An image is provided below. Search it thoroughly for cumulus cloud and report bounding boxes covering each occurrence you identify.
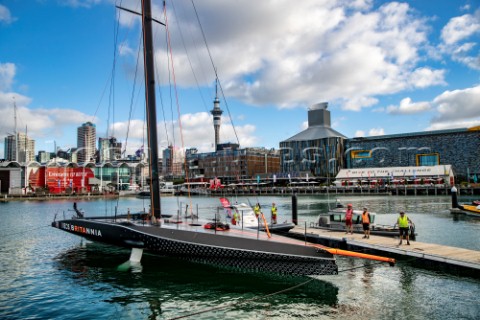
[368,127,385,136]
[0,63,16,91]
[355,130,365,137]
[0,4,15,24]
[149,0,443,111]
[354,128,384,137]
[441,11,480,45]
[387,97,431,114]
[109,112,258,155]
[440,10,480,70]
[426,85,480,130]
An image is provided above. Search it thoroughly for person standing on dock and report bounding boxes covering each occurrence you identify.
[362,207,371,239]
[395,211,414,245]
[345,204,354,234]
[254,203,261,218]
[271,203,278,224]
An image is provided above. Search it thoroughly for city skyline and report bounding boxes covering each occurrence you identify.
[0,0,479,159]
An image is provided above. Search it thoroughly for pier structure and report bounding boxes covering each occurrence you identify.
[287,226,480,278]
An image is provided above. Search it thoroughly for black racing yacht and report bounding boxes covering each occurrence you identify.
[52,0,392,276]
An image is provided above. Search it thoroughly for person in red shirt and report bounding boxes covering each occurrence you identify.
[345,204,354,234]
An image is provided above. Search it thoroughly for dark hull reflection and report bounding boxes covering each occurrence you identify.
[54,242,339,317]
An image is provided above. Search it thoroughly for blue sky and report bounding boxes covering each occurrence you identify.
[0,0,479,159]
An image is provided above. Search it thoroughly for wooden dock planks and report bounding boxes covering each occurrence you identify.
[289,225,480,270]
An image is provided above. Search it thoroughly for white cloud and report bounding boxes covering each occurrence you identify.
[368,127,385,136]
[0,91,95,148]
[152,0,441,111]
[441,12,480,45]
[387,97,431,114]
[0,63,16,91]
[355,130,365,137]
[109,111,258,155]
[0,4,15,24]
[409,67,446,88]
[427,85,480,129]
[353,128,384,137]
[433,85,480,120]
[440,10,480,70]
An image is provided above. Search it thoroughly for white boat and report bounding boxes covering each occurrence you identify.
[217,198,295,234]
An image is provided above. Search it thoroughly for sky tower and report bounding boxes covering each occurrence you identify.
[210,78,223,151]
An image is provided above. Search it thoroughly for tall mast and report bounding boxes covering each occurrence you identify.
[142,0,161,220]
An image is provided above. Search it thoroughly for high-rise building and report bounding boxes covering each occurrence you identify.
[162,145,184,178]
[37,150,50,163]
[98,137,122,162]
[77,122,96,163]
[4,132,35,162]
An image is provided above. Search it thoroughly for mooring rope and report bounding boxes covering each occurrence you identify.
[167,260,389,320]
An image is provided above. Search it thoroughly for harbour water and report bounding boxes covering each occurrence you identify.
[1,195,479,319]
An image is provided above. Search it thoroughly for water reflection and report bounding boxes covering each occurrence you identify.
[54,243,339,319]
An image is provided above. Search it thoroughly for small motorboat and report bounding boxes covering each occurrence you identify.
[450,187,480,217]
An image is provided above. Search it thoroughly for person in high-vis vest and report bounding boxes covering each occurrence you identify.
[254,203,261,218]
[395,211,414,245]
[232,210,240,225]
[361,207,371,239]
[271,203,278,224]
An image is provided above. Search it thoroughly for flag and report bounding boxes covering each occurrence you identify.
[135,145,144,157]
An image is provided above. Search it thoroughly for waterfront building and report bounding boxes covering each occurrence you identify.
[186,144,280,185]
[4,132,35,162]
[345,127,480,181]
[333,165,455,187]
[77,122,96,163]
[279,102,346,180]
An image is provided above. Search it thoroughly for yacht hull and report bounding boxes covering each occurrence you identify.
[52,218,338,276]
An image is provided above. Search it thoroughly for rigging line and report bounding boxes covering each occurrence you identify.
[190,1,241,147]
[122,32,143,157]
[168,0,210,115]
[107,1,124,139]
[91,2,122,124]
[156,4,171,146]
[164,1,193,210]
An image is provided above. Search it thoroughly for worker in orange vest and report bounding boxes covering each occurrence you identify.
[362,207,371,239]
